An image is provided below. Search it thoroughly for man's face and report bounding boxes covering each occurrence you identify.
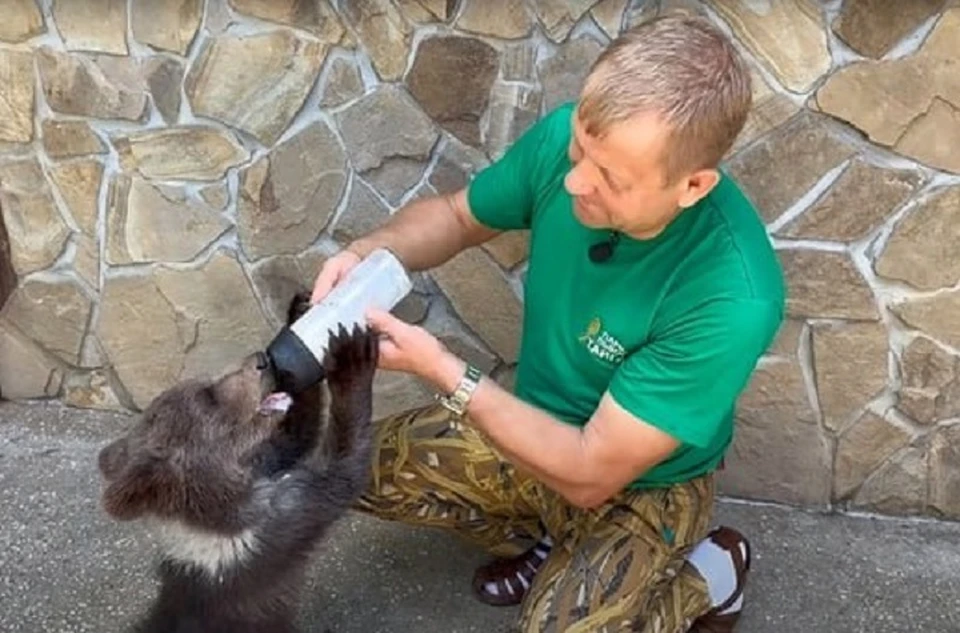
[564,108,717,239]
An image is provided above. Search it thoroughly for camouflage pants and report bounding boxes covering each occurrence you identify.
[353,402,715,633]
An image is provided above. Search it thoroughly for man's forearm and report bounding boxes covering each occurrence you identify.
[347,189,498,272]
[430,354,601,507]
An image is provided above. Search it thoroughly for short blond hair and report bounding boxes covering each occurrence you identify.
[578,14,752,184]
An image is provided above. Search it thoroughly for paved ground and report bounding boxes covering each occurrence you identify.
[2,399,960,633]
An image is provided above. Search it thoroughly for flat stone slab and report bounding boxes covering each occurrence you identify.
[1,400,959,632]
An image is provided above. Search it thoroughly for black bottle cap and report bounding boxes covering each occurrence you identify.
[264,326,325,394]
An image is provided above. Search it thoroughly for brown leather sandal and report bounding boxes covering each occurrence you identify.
[689,526,752,633]
[472,538,553,606]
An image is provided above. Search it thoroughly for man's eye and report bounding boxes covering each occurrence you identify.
[600,170,619,192]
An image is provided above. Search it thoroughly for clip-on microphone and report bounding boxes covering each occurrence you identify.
[589,231,620,263]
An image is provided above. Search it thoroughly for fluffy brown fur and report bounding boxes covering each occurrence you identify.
[97,292,378,633]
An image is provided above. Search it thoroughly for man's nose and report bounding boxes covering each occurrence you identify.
[564,165,593,196]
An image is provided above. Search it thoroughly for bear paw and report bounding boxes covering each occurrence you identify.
[323,323,379,395]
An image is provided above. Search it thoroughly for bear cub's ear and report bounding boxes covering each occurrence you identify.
[99,440,177,521]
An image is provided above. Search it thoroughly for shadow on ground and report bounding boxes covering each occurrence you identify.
[2,400,959,632]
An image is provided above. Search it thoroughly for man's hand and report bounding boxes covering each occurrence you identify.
[364,308,465,389]
[310,249,362,304]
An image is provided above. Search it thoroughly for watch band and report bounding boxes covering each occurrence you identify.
[437,364,482,416]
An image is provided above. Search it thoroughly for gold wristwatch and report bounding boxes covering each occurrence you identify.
[437,364,482,417]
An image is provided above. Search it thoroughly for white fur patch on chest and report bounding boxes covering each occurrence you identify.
[156,521,259,577]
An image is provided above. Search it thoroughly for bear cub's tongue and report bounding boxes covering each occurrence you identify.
[259,392,293,414]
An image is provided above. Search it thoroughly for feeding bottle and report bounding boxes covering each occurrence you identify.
[264,248,412,393]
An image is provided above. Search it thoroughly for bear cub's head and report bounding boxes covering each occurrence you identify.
[97,350,293,532]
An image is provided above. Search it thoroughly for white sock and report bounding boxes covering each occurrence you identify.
[685,533,746,614]
[483,534,553,596]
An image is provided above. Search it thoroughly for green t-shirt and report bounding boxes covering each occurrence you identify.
[466,102,786,489]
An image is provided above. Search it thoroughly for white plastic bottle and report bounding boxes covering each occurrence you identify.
[264,248,412,393]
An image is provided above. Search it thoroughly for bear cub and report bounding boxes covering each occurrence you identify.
[97,291,379,633]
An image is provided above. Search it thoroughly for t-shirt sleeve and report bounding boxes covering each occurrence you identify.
[467,103,573,231]
[606,298,782,448]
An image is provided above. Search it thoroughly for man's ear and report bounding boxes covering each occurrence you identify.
[101,452,176,521]
[677,168,720,209]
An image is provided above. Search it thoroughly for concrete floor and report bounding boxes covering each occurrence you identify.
[2,399,959,632]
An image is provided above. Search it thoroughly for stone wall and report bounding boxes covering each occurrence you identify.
[0,0,958,522]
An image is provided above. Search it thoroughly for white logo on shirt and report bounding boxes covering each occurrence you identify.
[579,316,626,364]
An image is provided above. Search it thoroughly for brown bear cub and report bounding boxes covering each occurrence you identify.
[97,292,379,633]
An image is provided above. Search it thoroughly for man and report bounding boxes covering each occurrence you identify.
[311,14,784,633]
